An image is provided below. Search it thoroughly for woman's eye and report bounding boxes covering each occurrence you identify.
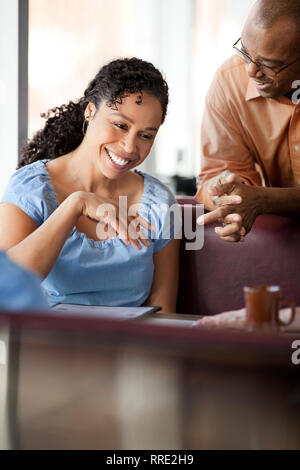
[114,123,127,130]
[140,133,153,140]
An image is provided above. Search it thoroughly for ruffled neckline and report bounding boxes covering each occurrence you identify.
[37,159,153,248]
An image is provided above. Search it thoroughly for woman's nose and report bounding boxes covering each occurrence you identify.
[121,133,137,154]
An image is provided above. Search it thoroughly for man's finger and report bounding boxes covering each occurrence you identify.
[224,172,242,184]
[218,170,234,184]
[208,172,242,198]
[197,208,224,226]
[215,223,242,238]
[214,182,239,196]
[218,171,241,185]
[224,213,242,224]
[208,186,218,196]
[220,233,243,243]
[215,195,242,206]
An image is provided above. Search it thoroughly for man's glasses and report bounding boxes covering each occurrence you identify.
[233,38,300,77]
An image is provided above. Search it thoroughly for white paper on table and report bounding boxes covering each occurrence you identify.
[50,303,160,321]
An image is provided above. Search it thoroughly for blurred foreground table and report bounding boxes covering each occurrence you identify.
[0,309,299,450]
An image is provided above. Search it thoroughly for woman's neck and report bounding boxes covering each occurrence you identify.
[64,142,123,196]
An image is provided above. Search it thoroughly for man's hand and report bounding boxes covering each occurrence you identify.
[196,307,299,330]
[197,171,265,242]
[196,308,246,329]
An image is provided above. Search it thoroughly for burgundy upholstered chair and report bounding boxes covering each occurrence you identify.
[176,198,300,316]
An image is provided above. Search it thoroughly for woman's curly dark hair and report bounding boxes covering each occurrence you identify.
[19,58,169,168]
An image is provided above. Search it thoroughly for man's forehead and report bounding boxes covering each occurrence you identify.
[242,17,300,60]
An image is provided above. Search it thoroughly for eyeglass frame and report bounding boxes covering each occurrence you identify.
[233,38,300,76]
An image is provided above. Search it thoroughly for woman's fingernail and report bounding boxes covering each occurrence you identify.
[197,216,204,225]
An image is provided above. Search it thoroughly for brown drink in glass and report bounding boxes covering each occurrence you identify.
[244,286,295,332]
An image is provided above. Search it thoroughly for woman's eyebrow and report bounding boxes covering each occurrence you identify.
[109,112,158,131]
[109,112,134,123]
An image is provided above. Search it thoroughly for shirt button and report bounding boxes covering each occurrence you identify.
[295,145,300,151]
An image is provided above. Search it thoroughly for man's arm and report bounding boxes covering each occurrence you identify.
[196,75,262,211]
[198,174,300,243]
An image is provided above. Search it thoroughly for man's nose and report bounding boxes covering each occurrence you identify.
[247,61,264,78]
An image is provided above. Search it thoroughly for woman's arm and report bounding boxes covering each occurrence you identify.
[0,193,84,278]
[0,191,150,279]
[145,238,181,313]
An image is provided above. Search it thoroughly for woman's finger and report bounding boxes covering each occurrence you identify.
[137,216,155,232]
[127,218,149,249]
[111,216,131,246]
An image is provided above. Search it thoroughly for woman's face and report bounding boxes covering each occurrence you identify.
[84,92,163,179]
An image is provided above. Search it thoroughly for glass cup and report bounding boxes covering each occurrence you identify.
[244,285,295,332]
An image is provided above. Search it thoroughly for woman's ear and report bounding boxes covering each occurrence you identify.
[85,102,96,120]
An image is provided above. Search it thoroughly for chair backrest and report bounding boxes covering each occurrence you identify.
[176,200,300,316]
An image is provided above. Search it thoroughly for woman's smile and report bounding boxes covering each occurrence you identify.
[103,147,137,171]
[85,92,163,181]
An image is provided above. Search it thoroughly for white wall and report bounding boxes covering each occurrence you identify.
[193,0,256,174]
[0,0,19,198]
[129,0,194,177]
[0,1,18,445]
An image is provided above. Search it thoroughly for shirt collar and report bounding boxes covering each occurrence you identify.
[245,78,296,105]
[246,79,260,101]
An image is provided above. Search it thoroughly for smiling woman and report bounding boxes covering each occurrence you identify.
[0,58,181,313]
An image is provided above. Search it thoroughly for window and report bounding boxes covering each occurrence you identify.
[0,0,255,197]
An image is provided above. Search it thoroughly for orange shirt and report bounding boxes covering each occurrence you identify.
[196,55,300,210]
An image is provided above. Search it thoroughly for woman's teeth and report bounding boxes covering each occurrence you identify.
[107,150,128,167]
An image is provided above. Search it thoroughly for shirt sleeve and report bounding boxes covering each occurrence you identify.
[1,164,54,226]
[146,182,181,254]
[196,69,263,210]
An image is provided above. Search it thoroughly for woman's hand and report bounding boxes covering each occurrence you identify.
[70,191,154,250]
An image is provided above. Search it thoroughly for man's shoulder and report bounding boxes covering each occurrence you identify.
[207,56,249,104]
[216,55,247,79]
[218,55,245,71]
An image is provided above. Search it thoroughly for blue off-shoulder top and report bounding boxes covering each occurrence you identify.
[1,160,180,307]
